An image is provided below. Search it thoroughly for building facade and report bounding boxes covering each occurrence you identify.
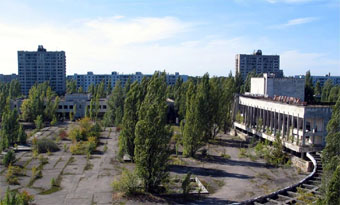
[251,74,305,101]
[0,74,18,83]
[295,74,340,87]
[18,45,66,95]
[236,50,283,79]
[67,71,188,91]
[233,75,333,156]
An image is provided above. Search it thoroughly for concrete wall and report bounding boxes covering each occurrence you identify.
[250,78,265,95]
[291,155,313,172]
[270,78,305,101]
[250,75,305,101]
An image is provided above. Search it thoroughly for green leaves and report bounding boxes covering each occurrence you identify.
[134,72,171,192]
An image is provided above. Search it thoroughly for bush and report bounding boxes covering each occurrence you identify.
[182,172,192,195]
[239,148,247,158]
[69,127,83,142]
[0,188,34,205]
[6,165,21,185]
[34,115,44,130]
[58,129,68,140]
[3,149,15,167]
[69,142,88,155]
[112,169,140,195]
[36,138,59,153]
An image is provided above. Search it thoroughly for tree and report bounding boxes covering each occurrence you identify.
[96,80,106,98]
[234,71,243,94]
[0,109,19,150]
[21,82,57,122]
[103,80,124,126]
[17,125,27,145]
[106,80,112,96]
[328,86,340,103]
[134,72,172,192]
[304,70,314,103]
[118,82,142,159]
[240,70,256,94]
[321,79,333,102]
[197,73,213,141]
[66,79,77,94]
[314,81,322,96]
[182,81,204,157]
[324,165,340,205]
[78,86,83,93]
[220,76,235,133]
[320,96,340,203]
[88,84,95,95]
[34,115,44,130]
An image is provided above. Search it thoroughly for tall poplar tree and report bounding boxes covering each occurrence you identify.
[182,81,203,157]
[118,82,141,159]
[134,72,171,192]
[320,96,340,203]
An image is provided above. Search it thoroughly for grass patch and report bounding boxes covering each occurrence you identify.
[53,157,63,168]
[169,156,187,166]
[255,172,273,181]
[39,186,62,195]
[84,162,94,171]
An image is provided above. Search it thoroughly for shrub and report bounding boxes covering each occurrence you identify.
[112,169,140,195]
[0,188,34,205]
[103,144,108,153]
[6,165,20,185]
[58,129,68,140]
[36,138,59,153]
[19,190,34,205]
[69,127,83,142]
[87,137,97,154]
[182,172,192,195]
[51,177,57,187]
[34,115,44,130]
[3,149,15,167]
[69,142,88,155]
[239,148,247,158]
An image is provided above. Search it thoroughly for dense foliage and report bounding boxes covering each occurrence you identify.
[319,96,340,204]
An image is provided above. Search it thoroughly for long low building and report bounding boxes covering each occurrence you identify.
[233,94,332,156]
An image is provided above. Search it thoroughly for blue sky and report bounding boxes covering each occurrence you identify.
[0,0,339,76]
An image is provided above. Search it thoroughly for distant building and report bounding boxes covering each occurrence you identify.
[295,74,340,87]
[18,45,66,95]
[235,50,283,79]
[67,71,188,92]
[0,74,18,83]
[251,74,305,102]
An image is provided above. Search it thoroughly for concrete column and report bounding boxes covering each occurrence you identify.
[262,109,265,131]
[286,114,290,138]
[302,118,306,146]
[278,113,281,136]
[312,118,316,144]
[245,106,248,125]
[296,116,300,145]
[270,111,274,132]
[273,111,277,135]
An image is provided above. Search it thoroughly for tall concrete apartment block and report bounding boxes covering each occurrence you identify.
[235,50,283,79]
[18,45,66,95]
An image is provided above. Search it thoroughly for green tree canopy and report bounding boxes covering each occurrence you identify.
[134,72,172,192]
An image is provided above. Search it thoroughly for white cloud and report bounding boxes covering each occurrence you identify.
[270,17,317,29]
[0,16,338,77]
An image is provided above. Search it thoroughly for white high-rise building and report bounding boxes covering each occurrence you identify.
[18,45,66,95]
[235,50,283,79]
